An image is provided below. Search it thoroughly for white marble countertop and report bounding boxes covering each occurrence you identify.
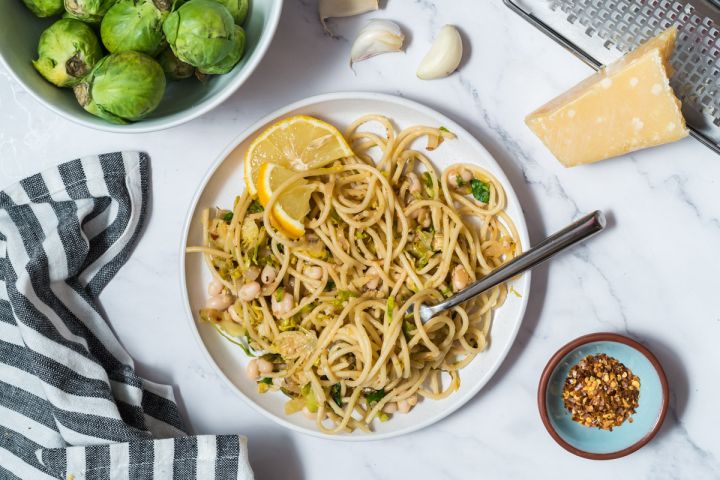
[2,1,719,478]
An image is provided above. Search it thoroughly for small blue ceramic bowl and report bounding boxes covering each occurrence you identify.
[538,333,669,460]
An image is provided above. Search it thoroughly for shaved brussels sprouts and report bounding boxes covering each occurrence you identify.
[33,18,104,87]
[73,51,166,124]
[100,0,169,56]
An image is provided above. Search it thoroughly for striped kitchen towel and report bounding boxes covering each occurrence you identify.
[0,152,253,480]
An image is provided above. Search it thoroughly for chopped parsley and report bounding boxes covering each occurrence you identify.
[330,383,343,407]
[470,178,490,203]
[258,377,273,385]
[364,388,386,404]
[222,211,233,222]
[247,200,264,214]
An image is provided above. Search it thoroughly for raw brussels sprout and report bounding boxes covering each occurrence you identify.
[198,25,245,75]
[212,0,248,25]
[33,18,104,87]
[162,0,236,69]
[21,0,64,17]
[64,0,117,23]
[157,47,194,80]
[73,51,166,124]
[101,0,169,56]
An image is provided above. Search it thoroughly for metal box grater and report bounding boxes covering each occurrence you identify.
[505,0,720,154]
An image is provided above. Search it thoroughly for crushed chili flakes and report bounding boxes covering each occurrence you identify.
[562,353,640,431]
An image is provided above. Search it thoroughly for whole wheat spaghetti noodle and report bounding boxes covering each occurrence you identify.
[188,115,520,433]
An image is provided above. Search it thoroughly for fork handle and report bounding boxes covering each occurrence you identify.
[419,211,606,322]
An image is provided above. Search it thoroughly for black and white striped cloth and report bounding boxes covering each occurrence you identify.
[0,152,253,479]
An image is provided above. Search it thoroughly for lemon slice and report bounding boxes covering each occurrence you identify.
[244,114,353,196]
[257,163,313,238]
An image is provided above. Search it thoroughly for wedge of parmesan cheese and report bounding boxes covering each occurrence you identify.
[525,27,689,167]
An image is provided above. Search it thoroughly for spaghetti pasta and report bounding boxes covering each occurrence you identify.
[188,115,520,433]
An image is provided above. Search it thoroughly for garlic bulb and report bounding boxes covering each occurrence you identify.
[350,19,405,64]
[319,0,379,33]
[417,25,463,80]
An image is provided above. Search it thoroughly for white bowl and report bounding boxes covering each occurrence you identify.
[0,0,283,133]
[180,92,531,440]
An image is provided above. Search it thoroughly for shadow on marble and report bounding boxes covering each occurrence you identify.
[454,26,473,73]
[638,335,688,435]
[245,429,304,480]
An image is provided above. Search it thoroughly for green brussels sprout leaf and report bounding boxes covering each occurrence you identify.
[162,0,236,69]
[101,0,170,56]
[157,48,195,80]
[64,0,118,24]
[211,0,249,25]
[74,51,166,124]
[198,25,245,75]
[33,18,104,87]
[21,0,64,17]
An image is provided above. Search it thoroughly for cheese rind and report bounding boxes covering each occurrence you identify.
[525,27,689,167]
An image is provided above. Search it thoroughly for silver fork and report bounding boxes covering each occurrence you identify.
[411,210,606,323]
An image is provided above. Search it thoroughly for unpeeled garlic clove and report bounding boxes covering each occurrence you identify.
[416,25,463,80]
[319,0,379,33]
[350,19,405,64]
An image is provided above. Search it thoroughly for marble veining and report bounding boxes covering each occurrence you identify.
[1,1,719,478]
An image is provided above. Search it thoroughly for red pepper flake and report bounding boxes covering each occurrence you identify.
[562,353,640,430]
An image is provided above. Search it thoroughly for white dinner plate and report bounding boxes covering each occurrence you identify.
[180,92,531,440]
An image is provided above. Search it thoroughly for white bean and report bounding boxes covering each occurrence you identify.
[447,169,459,188]
[246,359,259,380]
[205,294,234,310]
[272,291,294,317]
[397,399,411,413]
[207,278,224,296]
[407,172,421,194]
[365,266,380,290]
[257,358,274,375]
[418,209,431,229]
[397,395,418,413]
[383,402,398,414]
[237,281,261,301]
[260,265,277,284]
[244,266,260,282]
[460,168,473,183]
[452,265,471,292]
[303,266,323,280]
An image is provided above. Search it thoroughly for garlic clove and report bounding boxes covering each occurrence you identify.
[416,25,463,80]
[350,19,405,64]
[319,0,379,33]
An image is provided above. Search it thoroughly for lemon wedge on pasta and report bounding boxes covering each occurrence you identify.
[244,114,353,196]
[257,163,313,238]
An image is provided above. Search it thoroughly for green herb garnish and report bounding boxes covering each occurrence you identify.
[470,178,490,203]
[439,126,451,133]
[330,383,342,407]
[275,287,285,302]
[364,388,386,404]
[258,377,273,385]
[223,211,233,222]
[247,200,264,214]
